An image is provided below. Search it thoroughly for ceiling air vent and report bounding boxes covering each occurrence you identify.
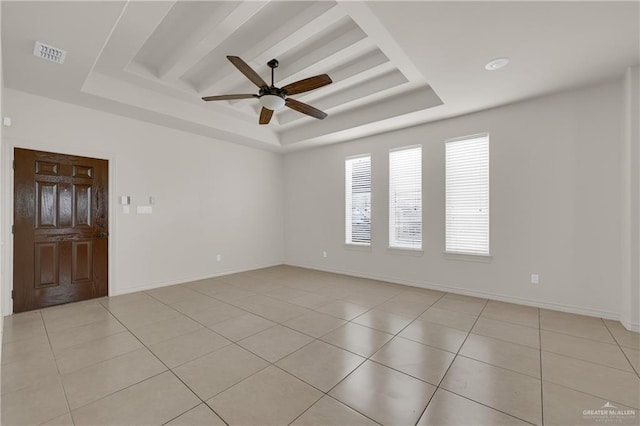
[33,41,66,64]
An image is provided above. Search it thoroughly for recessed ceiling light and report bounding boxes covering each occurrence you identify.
[485,57,510,71]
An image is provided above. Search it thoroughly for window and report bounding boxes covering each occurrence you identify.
[445,134,490,255]
[345,155,371,245]
[389,146,422,249]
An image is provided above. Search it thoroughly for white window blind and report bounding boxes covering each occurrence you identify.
[345,155,371,245]
[389,146,422,249]
[445,134,490,255]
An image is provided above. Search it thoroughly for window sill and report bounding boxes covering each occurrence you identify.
[387,247,424,257]
[443,251,493,263]
[344,243,372,252]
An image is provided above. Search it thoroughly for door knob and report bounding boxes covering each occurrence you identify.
[97,232,109,238]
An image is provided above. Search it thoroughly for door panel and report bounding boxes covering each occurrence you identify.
[14,148,109,312]
[73,165,93,178]
[34,242,59,288]
[35,160,59,176]
[73,184,92,227]
[72,240,93,283]
[35,181,58,228]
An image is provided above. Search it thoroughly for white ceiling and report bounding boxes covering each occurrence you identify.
[2,1,639,152]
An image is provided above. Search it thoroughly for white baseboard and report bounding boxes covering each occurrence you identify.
[286,261,627,325]
[5,260,635,334]
[112,262,284,296]
[620,319,640,333]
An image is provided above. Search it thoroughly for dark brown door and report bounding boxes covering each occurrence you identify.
[13,149,109,313]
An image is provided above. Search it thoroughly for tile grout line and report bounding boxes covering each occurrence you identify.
[184,276,424,359]
[172,279,394,425]
[311,292,451,423]
[37,309,77,426]
[538,325,630,346]
[137,291,328,425]
[285,292,452,425]
[471,319,637,374]
[193,282,538,426]
[140,282,396,420]
[413,300,541,426]
[540,316,640,410]
[601,318,640,379]
[23,271,635,425]
[71,369,169,416]
[411,297,490,426]
[97,297,233,426]
[540,318,640,415]
[207,288,526,425]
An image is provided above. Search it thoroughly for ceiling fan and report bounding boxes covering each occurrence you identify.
[202,56,332,125]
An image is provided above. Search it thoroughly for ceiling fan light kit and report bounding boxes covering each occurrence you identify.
[259,95,285,110]
[202,56,332,125]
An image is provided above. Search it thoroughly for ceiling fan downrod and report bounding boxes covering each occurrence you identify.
[267,59,279,88]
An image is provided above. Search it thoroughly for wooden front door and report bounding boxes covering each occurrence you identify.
[13,149,109,313]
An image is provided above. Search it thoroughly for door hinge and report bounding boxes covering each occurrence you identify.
[12,225,15,234]
[12,160,15,170]
[11,290,15,299]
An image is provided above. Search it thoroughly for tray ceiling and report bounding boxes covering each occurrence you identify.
[85,0,441,150]
[2,1,638,152]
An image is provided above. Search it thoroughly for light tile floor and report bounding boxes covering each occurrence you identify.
[2,266,639,425]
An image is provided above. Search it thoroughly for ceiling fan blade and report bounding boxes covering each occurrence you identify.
[281,74,332,96]
[285,98,328,120]
[227,56,268,88]
[259,107,273,125]
[202,94,256,101]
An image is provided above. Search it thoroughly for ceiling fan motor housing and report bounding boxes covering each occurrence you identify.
[259,86,285,97]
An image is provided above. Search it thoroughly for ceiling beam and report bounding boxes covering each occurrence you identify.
[277,65,405,125]
[232,47,390,109]
[83,72,280,147]
[159,1,270,81]
[248,6,347,72]
[280,84,442,146]
[337,1,426,83]
[197,4,349,95]
[203,36,374,97]
[93,1,176,74]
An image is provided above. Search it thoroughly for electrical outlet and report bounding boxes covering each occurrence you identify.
[531,274,540,284]
[322,251,327,258]
[216,254,222,262]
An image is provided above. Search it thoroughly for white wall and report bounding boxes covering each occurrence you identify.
[622,66,640,330]
[2,76,635,329]
[284,79,627,322]
[0,4,4,338]
[1,88,284,313]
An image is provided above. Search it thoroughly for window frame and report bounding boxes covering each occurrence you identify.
[388,144,423,251]
[345,154,372,247]
[444,132,491,257]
